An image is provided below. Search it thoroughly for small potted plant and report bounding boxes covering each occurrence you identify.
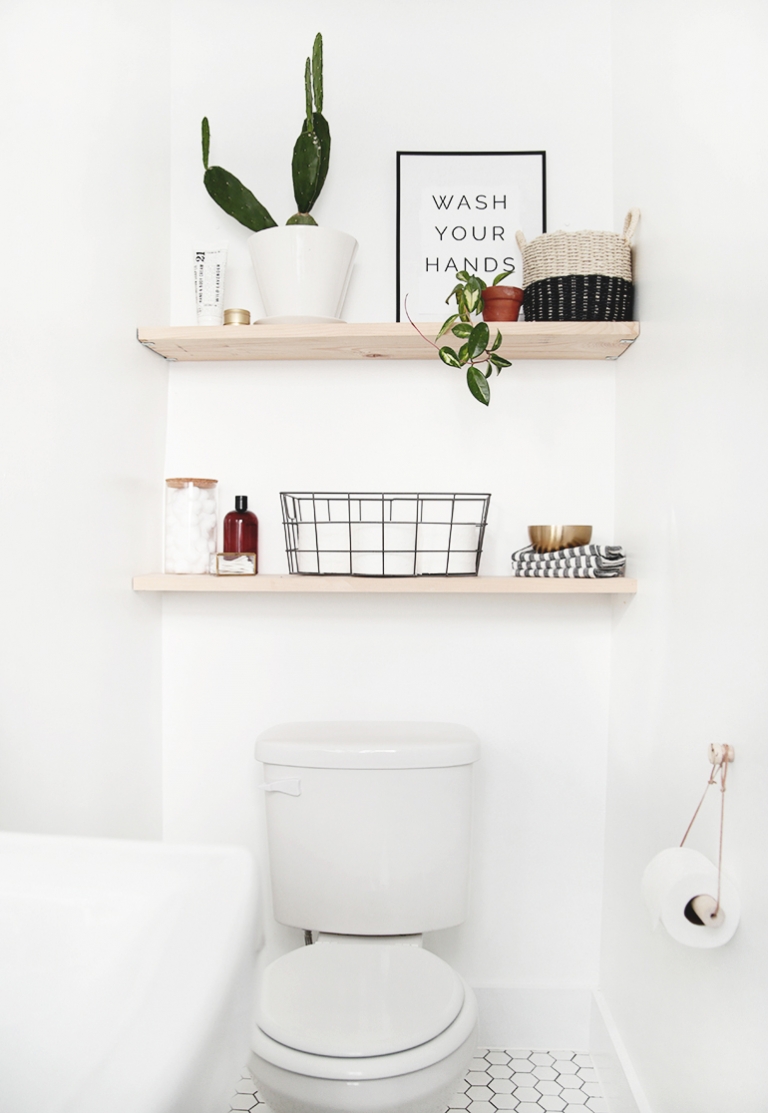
[407,271,513,405]
[201,34,357,322]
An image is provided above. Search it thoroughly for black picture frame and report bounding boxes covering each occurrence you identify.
[396,151,547,321]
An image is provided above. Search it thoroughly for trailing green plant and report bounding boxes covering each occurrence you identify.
[201,33,330,231]
[408,271,514,405]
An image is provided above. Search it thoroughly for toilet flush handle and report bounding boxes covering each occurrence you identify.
[259,778,301,796]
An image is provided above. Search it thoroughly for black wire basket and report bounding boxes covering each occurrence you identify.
[280,492,491,576]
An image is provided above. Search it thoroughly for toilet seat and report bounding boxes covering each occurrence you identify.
[258,941,464,1058]
[253,978,478,1081]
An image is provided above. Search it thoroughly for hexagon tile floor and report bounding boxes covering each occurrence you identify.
[229,1047,607,1113]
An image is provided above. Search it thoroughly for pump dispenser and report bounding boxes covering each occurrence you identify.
[223,495,259,568]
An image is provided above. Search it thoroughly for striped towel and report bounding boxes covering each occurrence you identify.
[511,544,626,579]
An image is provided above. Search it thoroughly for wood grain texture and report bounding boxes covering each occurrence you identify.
[132,574,637,595]
[137,321,640,363]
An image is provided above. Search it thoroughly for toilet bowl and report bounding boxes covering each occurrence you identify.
[251,722,481,1113]
[250,934,478,1113]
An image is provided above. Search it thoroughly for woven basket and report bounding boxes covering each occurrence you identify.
[516,209,639,322]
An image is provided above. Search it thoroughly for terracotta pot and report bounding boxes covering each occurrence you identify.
[481,285,524,322]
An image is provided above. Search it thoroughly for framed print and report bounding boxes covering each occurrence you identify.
[396,151,546,321]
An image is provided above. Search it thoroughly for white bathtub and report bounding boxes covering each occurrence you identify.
[0,831,256,1113]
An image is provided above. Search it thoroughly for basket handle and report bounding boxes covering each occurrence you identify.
[515,229,527,251]
[623,208,640,244]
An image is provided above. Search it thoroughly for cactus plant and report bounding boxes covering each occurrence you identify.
[202,33,330,231]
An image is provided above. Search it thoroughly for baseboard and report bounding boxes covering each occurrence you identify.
[590,991,654,1113]
[470,986,592,1050]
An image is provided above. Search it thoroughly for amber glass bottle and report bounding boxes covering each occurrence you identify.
[223,495,259,567]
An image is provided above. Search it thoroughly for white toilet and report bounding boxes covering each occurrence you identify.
[250,721,480,1113]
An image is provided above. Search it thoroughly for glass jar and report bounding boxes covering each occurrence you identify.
[164,478,218,573]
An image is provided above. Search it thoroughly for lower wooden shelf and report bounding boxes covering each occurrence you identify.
[133,574,636,595]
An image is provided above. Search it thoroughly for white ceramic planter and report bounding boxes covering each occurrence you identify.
[248,225,358,322]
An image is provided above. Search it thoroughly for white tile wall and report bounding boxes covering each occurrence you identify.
[229,1048,606,1113]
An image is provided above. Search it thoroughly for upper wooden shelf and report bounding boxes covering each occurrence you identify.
[133,574,636,595]
[137,321,639,363]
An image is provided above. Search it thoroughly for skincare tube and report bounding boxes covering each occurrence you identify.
[194,247,227,325]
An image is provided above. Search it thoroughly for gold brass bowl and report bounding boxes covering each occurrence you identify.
[528,525,593,553]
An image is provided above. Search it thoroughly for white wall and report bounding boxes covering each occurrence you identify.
[162,0,618,1003]
[4,1,766,1092]
[603,2,768,1108]
[0,0,170,837]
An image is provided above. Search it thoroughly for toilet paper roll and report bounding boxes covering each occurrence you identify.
[641,847,740,948]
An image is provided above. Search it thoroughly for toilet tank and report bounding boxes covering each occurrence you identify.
[255,722,479,936]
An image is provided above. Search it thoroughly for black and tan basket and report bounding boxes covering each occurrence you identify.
[516,209,639,322]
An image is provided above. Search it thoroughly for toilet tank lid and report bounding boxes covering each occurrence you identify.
[255,722,480,769]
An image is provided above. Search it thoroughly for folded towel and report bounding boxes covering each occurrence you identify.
[511,544,625,578]
[511,544,625,563]
[511,564,623,578]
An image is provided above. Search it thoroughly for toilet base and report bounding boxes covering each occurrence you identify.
[249,1025,477,1113]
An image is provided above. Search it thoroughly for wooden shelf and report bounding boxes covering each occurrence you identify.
[137,321,639,363]
[133,574,637,595]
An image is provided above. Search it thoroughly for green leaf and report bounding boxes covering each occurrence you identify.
[201,117,210,170]
[436,314,459,340]
[467,365,491,405]
[490,329,503,352]
[204,166,277,232]
[465,286,483,315]
[292,128,322,214]
[310,112,331,204]
[445,284,463,305]
[286,212,318,225]
[492,269,514,286]
[456,270,471,282]
[458,342,469,364]
[489,353,512,368]
[438,345,462,368]
[304,57,313,130]
[452,322,472,338]
[299,112,331,210]
[467,321,490,360]
[312,33,323,112]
